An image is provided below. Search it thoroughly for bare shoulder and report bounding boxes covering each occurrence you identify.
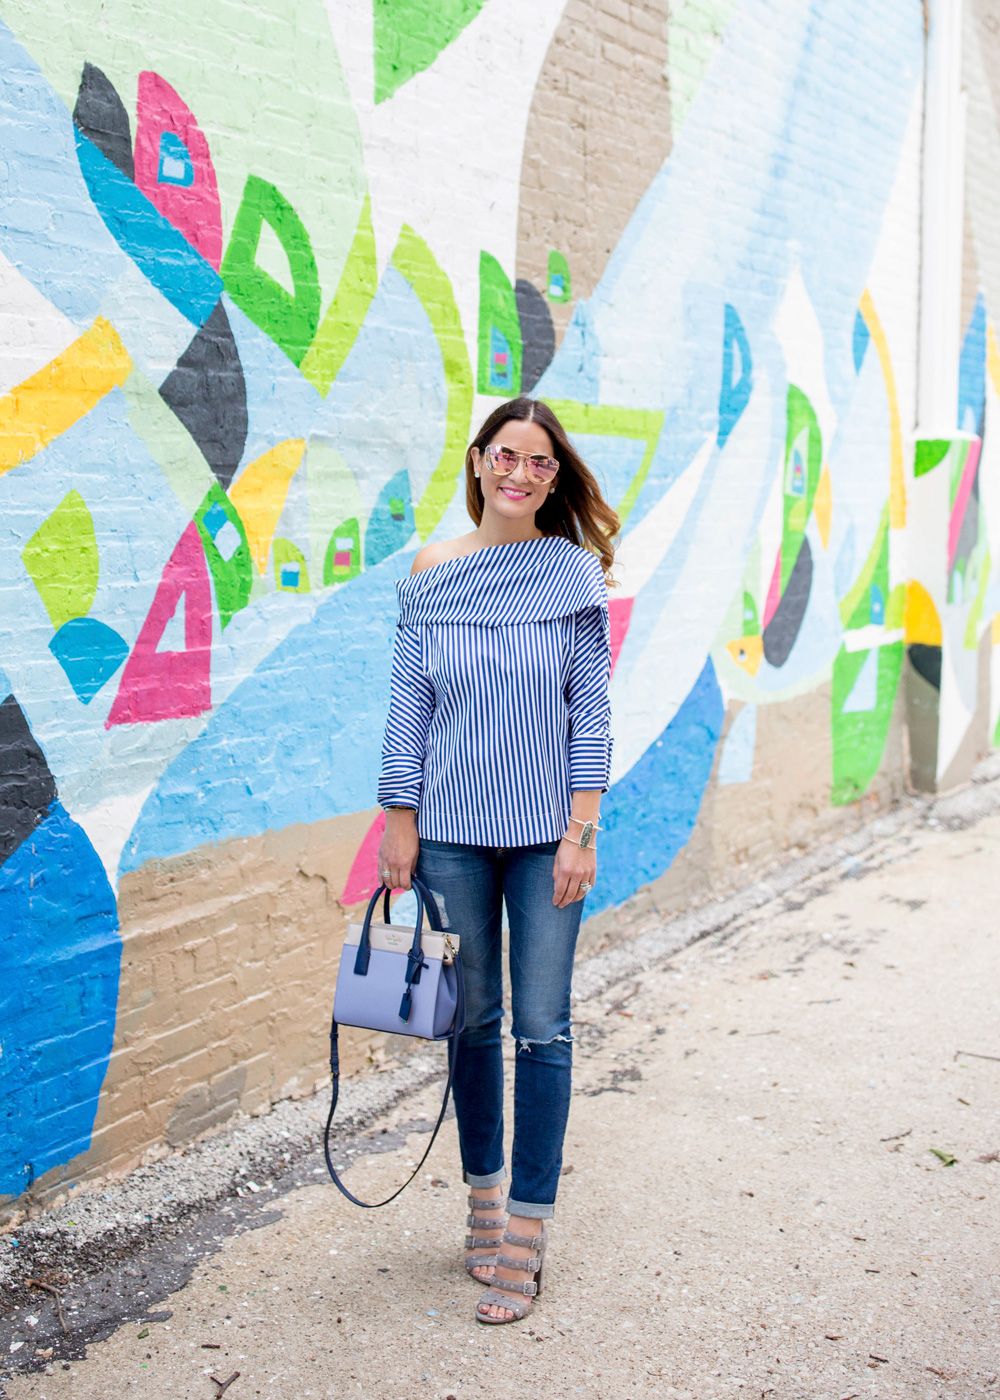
[411,533,479,575]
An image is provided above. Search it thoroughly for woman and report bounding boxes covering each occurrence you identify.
[376,396,618,1324]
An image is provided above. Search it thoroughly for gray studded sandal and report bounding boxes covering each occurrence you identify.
[475,1225,546,1323]
[464,1193,507,1281]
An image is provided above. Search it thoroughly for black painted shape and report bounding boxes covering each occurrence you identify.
[762,536,813,669]
[159,299,249,491]
[73,62,135,182]
[908,642,942,692]
[515,278,555,392]
[0,694,58,868]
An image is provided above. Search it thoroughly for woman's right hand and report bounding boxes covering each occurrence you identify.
[376,807,419,890]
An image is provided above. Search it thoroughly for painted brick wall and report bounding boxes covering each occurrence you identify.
[1,0,994,1219]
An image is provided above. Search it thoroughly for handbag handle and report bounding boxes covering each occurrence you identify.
[323,944,465,1209]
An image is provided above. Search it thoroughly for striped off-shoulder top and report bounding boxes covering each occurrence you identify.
[377,535,612,847]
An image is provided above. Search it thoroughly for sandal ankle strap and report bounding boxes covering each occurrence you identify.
[468,1212,505,1230]
[467,1195,506,1211]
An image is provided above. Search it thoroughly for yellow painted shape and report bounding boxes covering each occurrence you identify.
[903,580,942,646]
[0,317,131,475]
[813,463,832,548]
[992,611,1000,645]
[727,635,763,676]
[229,439,306,574]
[859,290,905,529]
[987,322,1000,400]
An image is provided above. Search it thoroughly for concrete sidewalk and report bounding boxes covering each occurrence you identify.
[5,812,1000,1400]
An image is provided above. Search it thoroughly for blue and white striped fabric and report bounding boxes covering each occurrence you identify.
[378,536,612,847]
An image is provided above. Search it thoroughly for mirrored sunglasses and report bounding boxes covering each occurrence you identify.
[484,443,559,484]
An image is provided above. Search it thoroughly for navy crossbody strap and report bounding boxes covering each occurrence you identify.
[323,952,465,1209]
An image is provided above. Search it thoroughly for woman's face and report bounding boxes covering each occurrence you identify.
[471,418,558,524]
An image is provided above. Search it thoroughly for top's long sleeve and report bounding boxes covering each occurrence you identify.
[566,604,613,792]
[377,622,434,809]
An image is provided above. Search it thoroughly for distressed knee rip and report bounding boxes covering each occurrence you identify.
[514,1032,573,1053]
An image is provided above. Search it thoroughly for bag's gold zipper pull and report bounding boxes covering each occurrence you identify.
[443,933,456,964]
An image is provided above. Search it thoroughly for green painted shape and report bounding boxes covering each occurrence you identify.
[22,489,99,630]
[830,640,904,806]
[547,250,571,303]
[839,503,889,628]
[542,401,664,527]
[741,590,760,636]
[964,545,991,650]
[273,538,310,593]
[323,517,362,586]
[221,176,321,366]
[300,195,378,396]
[780,388,822,592]
[668,0,738,131]
[885,582,906,630]
[392,224,473,542]
[6,0,365,311]
[913,438,951,477]
[123,369,215,515]
[373,0,490,103]
[194,483,253,630]
[477,251,522,398]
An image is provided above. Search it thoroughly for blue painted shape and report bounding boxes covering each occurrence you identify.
[280,564,300,588]
[539,299,600,404]
[49,617,129,705]
[203,501,229,538]
[365,469,414,571]
[841,647,878,713]
[0,802,121,1196]
[120,558,408,872]
[718,304,753,448]
[957,293,986,435]
[74,127,221,326]
[0,20,130,326]
[590,659,724,915]
[157,131,194,187]
[718,703,757,785]
[869,584,884,626]
[852,308,870,372]
[833,522,857,600]
[488,326,513,391]
[567,434,646,515]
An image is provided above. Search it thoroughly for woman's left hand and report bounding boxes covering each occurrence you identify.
[552,837,597,908]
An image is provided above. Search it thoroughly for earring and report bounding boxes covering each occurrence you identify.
[549,486,556,494]
[475,472,480,479]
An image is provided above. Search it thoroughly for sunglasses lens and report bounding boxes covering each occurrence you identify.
[486,446,516,474]
[526,457,558,483]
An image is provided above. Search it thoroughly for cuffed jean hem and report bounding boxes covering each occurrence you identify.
[507,1197,555,1220]
[464,1168,507,1188]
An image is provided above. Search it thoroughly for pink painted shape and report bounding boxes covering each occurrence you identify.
[762,547,783,629]
[334,551,352,567]
[106,522,212,726]
[608,594,634,676]
[342,810,386,905]
[134,71,223,269]
[948,436,982,569]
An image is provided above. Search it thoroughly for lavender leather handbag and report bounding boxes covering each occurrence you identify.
[324,876,465,1207]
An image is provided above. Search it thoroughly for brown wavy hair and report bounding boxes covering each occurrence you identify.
[465,398,620,581]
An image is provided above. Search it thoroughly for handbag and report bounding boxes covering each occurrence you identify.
[323,875,465,1207]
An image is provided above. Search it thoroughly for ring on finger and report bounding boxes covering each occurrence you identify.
[578,880,592,893]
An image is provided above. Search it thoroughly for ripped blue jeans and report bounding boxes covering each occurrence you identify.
[416,838,582,1218]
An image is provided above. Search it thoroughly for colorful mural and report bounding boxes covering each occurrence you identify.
[3,0,994,1210]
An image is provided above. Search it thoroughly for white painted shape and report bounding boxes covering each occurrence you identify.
[0,248,79,397]
[68,784,155,892]
[324,0,569,372]
[99,261,197,386]
[936,605,978,780]
[772,262,837,455]
[255,216,295,297]
[843,625,903,653]
[614,436,714,599]
[866,85,923,442]
[610,369,774,782]
[841,648,879,713]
